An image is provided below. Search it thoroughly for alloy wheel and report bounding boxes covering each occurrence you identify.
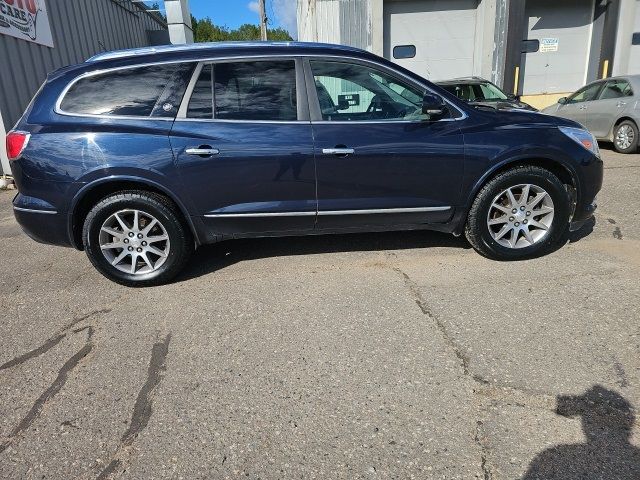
[615,124,634,151]
[487,184,555,249]
[99,209,170,275]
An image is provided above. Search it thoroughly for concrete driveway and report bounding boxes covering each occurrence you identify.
[0,147,639,479]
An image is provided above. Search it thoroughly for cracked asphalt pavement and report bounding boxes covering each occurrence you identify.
[0,147,639,479]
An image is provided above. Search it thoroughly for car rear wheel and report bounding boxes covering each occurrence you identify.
[465,166,570,260]
[613,120,638,154]
[83,191,193,287]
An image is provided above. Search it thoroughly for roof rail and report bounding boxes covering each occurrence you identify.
[86,41,366,63]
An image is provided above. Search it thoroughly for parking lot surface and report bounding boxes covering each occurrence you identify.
[0,147,639,479]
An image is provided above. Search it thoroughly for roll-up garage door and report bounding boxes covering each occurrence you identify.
[383,0,478,81]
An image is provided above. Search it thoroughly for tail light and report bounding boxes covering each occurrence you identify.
[6,131,31,161]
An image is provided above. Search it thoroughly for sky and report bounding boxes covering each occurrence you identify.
[187,0,298,38]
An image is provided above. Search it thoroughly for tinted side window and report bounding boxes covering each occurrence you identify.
[598,80,633,100]
[214,61,297,121]
[310,60,432,122]
[567,83,602,104]
[61,64,192,117]
[187,64,213,119]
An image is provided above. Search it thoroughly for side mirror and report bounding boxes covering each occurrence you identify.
[558,97,567,105]
[422,93,447,118]
[507,93,520,101]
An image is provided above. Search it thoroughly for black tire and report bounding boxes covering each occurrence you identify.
[83,190,193,287]
[465,166,570,261]
[613,120,639,154]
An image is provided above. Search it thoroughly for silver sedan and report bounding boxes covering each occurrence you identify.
[542,75,640,154]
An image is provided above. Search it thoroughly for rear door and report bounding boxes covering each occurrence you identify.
[170,58,317,237]
[584,79,634,138]
[305,58,464,230]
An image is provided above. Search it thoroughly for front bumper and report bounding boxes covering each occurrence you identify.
[570,199,597,232]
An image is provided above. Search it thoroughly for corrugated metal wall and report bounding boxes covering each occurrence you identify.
[297,0,371,49]
[339,0,371,50]
[0,0,167,130]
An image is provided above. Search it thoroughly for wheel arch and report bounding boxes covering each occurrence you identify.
[610,116,638,139]
[614,116,637,127]
[453,156,577,235]
[69,177,200,250]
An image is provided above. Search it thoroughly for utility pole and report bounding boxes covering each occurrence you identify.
[259,0,268,40]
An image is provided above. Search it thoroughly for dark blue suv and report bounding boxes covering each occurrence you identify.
[8,42,602,286]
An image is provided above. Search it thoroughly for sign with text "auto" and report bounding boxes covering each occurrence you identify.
[0,0,53,48]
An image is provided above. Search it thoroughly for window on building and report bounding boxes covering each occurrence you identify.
[567,82,603,104]
[598,80,633,100]
[60,64,192,117]
[393,45,416,59]
[521,39,540,54]
[186,61,297,121]
[310,60,446,122]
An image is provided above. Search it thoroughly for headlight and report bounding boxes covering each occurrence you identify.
[559,126,600,157]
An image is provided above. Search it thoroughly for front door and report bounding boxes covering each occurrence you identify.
[555,82,604,129]
[170,59,317,237]
[304,59,464,229]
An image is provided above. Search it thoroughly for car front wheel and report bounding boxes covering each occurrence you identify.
[83,191,193,287]
[465,166,571,260]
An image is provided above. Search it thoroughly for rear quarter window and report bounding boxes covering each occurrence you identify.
[59,64,194,117]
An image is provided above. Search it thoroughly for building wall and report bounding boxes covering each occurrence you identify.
[297,0,372,50]
[623,0,640,74]
[631,0,640,74]
[612,0,640,76]
[298,0,496,82]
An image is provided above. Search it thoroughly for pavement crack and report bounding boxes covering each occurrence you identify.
[0,329,94,454]
[96,333,172,480]
[393,267,562,479]
[0,309,109,371]
[475,420,491,480]
[394,267,473,378]
[0,333,66,372]
[613,360,630,388]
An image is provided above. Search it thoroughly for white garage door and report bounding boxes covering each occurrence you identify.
[521,0,593,95]
[383,0,478,81]
[629,0,640,74]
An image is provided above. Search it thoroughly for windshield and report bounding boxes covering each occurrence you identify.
[441,82,508,102]
[477,82,508,100]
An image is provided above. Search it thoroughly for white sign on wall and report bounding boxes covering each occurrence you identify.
[0,0,54,48]
[539,38,559,53]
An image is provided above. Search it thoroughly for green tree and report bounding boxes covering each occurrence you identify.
[190,16,293,42]
[150,2,166,22]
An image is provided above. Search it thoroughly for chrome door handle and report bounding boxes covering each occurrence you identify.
[578,106,587,110]
[617,102,627,107]
[322,148,355,155]
[185,147,219,156]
